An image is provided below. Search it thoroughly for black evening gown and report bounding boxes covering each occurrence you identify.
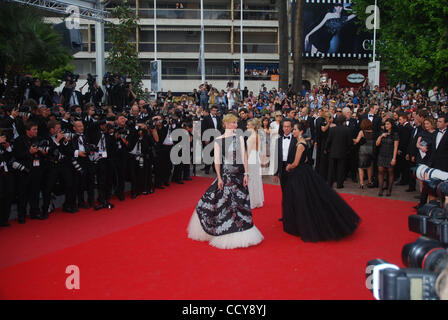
[282,142,361,242]
[187,135,264,249]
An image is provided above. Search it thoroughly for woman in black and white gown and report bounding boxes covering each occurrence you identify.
[187,114,264,249]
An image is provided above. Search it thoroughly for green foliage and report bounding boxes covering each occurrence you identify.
[351,0,448,87]
[0,3,74,80]
[105,0,144,98]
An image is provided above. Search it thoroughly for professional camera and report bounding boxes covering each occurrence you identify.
[10,158,30,174]
[84,144,99,155]
[423,179,448,198]
[72,159,83,173]
[64,71,79,85]
[63,131,76,140]
[18,105,31,118]
[87,73,96,88]
[413,164,448,182]
[33,140,50,153]
[0,127,14,142]
[136,154,144,169]
[366,238,448,300]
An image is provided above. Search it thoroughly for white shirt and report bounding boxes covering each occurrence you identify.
[211,115,218,129]
[163,126,174,146]
[282,134,292,161]
[436,129,446,149]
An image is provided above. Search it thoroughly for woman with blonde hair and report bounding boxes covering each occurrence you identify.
[187,114,264,249]
[246,118,264,209]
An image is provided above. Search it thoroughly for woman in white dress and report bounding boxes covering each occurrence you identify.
[187,114,264,249]
[246,118,264,209]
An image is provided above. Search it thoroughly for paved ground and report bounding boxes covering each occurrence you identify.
[194,165,420,203]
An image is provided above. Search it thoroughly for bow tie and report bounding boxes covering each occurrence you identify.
[283,136,291,140]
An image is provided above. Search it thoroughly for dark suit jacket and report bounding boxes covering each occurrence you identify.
[407,125,423,158]
[325,125,353,159]
[429,130,448,172]
[398,123,412,153]
[274,135,297,179]
[360,113,381,138]
[201,115,223,142]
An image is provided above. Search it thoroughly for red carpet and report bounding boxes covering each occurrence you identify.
[0,177,417,300]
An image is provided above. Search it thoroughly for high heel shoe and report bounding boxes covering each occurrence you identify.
[386,189,392,197]
[359,184,365,189]
[378,188,384,197]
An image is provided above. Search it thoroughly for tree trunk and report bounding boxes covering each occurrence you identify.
[293,0,304,94]
[278,0,289,91]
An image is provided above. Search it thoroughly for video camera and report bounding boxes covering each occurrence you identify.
[64,71,79,85]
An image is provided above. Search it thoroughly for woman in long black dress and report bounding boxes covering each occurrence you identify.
[282,121,361,242]
[187,114,264,249]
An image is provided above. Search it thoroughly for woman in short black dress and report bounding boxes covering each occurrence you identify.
[376,118,399,197]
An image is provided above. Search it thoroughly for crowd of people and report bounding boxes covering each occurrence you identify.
[0,75,447,228]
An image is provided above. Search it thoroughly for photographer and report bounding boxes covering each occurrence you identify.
[110,75,127,113]
[82,76,104,108]
[41,121,76,215]
[87,119,116,210]
[127,122,151,198]
[71,120,95,209]
[61,80,83,110]
[0,105,24,138]
[0,128,14,227]
[113,115,130,200]
[13,121,47,223]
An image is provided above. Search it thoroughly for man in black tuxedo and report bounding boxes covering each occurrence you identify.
[201,105,223,174]
[429,114,448,172]
[60,81,84,110]
[405,110,425,192]
[396,113,412,185]
[274,119,297,221]
[360,104,381,137]
[13,121,47,223]
[237,108,249,131]
[41,120,76,216]
[71,120,96,209]
[87,119,116,210]
[325,115,353,189]
[343,107,359,183]
[300,107,315,166]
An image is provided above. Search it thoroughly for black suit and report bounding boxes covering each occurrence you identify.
[407,125,423,191]
[345,118,359,181]
[201,114,223,173]
[275,134,298,197]
[325,125,353,188]
[41,134,75,214]
[12,134,45,221]
[71,133,95,206]
[429,129,448,172]
[360,113,381,138]
[88,128,116,206]
[396,123,412,184]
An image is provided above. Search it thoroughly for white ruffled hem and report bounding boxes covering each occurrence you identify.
[187,210,264,249]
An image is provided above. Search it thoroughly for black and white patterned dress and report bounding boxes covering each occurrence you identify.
[187,135,264,249]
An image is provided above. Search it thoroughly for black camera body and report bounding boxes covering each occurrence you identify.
[409,201,448,244]
[64,71,79,85]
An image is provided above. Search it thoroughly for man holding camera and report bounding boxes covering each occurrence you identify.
[87,119,116,210]
[0,129,14,227]
[41,120,76,216]
[13,121,47,223]
[113,115,130,200]
[71,120,95,210]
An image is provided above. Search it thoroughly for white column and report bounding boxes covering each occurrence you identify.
[200,0,205,83]
[154,0,157,60]
[240,0,244,89]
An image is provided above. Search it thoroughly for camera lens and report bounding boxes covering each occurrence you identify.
[402,238,447,271]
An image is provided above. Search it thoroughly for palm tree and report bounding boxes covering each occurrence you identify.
[292,0,304,93]
[277,0,289,91]
[0,3,72,78]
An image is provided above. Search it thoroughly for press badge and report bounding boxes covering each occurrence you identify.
[33,159,40,167]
